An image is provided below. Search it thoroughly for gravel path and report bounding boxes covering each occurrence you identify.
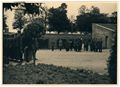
[36,49,110,74]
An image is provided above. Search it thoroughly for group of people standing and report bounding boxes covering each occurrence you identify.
[3,32,38,64]
[3,35,22,64]
[51,38,103,52]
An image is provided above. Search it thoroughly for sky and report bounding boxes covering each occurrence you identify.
[4,1,117,32]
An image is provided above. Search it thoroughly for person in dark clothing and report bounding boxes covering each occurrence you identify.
[83,39,85,51]
[78,38,82,52]
[69,40,73,51]
[6,39,10,61]
[32,44,36,65]
[97,39,100,52]
[31,37,38,65]
[74,39,78,52]
[96,39,99,52]
[84,39,89,51]
[13,40,17,60]
[98,38,103,52]
[58,39,63,51]
[90,39,93,51]
[51,41,55,51]
[86,42,89,51]
[94,38,97,52]
[73,39,76,51]
[3,38,9,64]
[8,39,12,59]
[100,38,103,52]
[92,39,95,52]
[14,31,23,62]
[77,38,80,51]
[80,38,83,52]
[24,46,29,62]
[65,40,70,51]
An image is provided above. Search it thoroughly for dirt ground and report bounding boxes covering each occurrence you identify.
[3,49,111,84]
[36,49,110,74]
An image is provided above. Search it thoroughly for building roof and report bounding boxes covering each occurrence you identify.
[95,23,117,32]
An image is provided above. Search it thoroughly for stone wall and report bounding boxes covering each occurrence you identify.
[40,34,81,49]
[92,24,114,49]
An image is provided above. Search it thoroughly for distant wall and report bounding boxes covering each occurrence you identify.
[38,34,81,49]
[92,24,114,49]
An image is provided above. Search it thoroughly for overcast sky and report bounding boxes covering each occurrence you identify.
[4,1,117,32]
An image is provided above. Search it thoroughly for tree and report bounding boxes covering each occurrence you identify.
[3,3,19,32]
[79,5,87,15]
[76,5,109,32]
[4,3,47,34]
[3,3,42,15]
[12,9,27,31]
[23,21,44,46]
[3,3,19,11]
[38,4,49,32]
[22,18,45,65]
[109,11,117,24]
[3,3,42,32]
[48,3,71,33]
[107,32,117,84]
[3,3,45,24]
[3,3,46,65]
[90,6,100,15]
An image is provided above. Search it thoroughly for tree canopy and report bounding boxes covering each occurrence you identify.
[3,3,19,11]
[48,3,71,33]
[76,5,109,32]
[12,9,27,30]
[3,3,117,33]
[109,11,117,24]
[3,3,43,15]
[107,32,117,83]
[3,3,47,33]
[23,16,45,37]
[22,21,44,48]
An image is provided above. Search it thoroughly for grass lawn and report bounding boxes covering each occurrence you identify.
[3,63,111,84]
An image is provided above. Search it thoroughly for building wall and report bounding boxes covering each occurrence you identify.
[39,34,81,49]
[92,24,114,49]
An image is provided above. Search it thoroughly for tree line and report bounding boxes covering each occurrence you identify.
[3,3,117,34]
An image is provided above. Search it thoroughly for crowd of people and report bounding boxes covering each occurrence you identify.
[3,32,103,64]
[3,32,38,64]
[51,38,103,52]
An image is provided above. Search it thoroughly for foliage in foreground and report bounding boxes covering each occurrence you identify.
[3,64,111,84]
[107,33,117,84]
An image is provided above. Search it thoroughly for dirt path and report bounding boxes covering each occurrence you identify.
[36,49,110,74]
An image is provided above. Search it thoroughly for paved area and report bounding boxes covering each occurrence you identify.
[36,49,110,74]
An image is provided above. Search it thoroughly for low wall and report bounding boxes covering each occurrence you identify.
[38,34,81,49]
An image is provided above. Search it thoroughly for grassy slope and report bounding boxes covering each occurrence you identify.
[3,64,111,84]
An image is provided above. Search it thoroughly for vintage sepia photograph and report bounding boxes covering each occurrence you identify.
[3,1,117,84]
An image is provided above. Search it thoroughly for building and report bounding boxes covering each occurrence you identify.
[92,23,116,49]
[38,33,82,49]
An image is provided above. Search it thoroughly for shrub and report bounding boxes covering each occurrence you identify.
[107,33,117,84]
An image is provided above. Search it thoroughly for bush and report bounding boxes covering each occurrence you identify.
[107,33,117,84]
[3,64,111,84]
